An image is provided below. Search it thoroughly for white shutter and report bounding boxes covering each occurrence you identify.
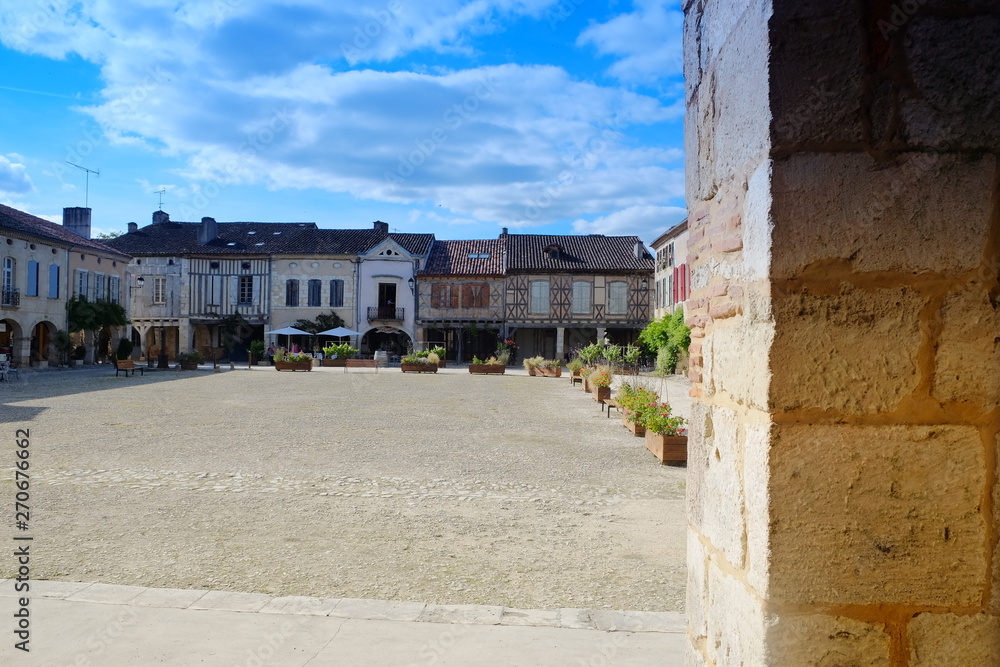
[252,276,261,305]
[229,276,238,306]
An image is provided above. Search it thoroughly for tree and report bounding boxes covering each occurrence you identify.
[95,231,122,239]
[292,311,346,351]
[638,308,690,375]
[67,296,128,363]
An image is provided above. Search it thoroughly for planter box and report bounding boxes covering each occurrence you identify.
[401,363,438,373]
[622,408,646,436]
[582,376,591,392]
[592,385,610,402]
[274,361,312,371]
[179,361,200,371]
[537,366,562,378]
[469,364,506,375]
[322,358,347,367]
[644,431,687,465]
[527,366,537,376]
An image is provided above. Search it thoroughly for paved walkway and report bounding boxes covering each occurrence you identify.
[0,581,685,665]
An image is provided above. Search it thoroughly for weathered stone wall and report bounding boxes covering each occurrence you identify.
[685,1,1000,664]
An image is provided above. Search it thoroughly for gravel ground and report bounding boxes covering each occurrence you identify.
[1,365,691,611]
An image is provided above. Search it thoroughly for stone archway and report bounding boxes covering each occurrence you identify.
[360,326,411,356]
[29,320,57,367]
[0,317,23,364]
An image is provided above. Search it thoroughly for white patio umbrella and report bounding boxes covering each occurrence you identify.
[265,326,310,349]
[317,326,362,337]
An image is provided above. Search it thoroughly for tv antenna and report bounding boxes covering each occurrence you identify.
[66,161,100,207]
[155,189,166,210]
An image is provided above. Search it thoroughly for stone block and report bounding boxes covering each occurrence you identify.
[770,286,924,414]
[704,320,774,410]
[743,420,772,597]
[932,287,1000,409]
[742,160,772,283]
[909,612,1000,666]
[259,595,338,616]
[129,587,209,609]
[189,590,272,613]
[418,603,503,625]
[770,3,866,147]
[329,597,425,621]
[499,607,561,627]
[766,614,891,666]
[687,404,746,568]
[902,16,1000,150]
[706,564,766,666]
[771,152,995,277]
[711,0,772,189]
[686,529,709,644]
[769,424,987,606]
[66,583,144,604]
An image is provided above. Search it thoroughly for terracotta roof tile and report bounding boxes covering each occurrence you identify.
[0,203,131,259]
[420,239,507,276]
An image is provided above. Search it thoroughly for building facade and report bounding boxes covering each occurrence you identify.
[0,204,129,366]
[649,219,690,319]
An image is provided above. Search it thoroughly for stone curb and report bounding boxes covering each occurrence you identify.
[0,580,684,634]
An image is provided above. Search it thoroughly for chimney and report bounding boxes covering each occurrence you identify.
[634,241,643,259]
[127,222,138,233]
[62,207,92,239]
[373,220,389,235]
[152,210,170,224]
[501,227,508,237]
[198,217,218,244]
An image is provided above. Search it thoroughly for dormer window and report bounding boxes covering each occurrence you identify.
[210,261,220,270]
[468,253,490,259]
[543,243,563,260]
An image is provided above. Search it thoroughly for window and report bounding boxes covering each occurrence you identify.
[153,276,166,304]
[2,257,13,291]
[529,280,549,314]
[308,279,321,307]
[238,276,253,304]
[75,269,88,298]
[329,279,344,308]
[26,261,38,297]
[93,272,105,301]
[571,281,591,315]
[48,265,59,299]
[431,283,458,309]
[608,281,628,315]
[285,279,299,307]
[108,276,120,304]
[461,283,489,309]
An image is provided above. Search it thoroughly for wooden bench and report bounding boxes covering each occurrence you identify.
[114,359,144,377]
[345,358,378,373]
[570,371,582,386]
[602,398,620,418]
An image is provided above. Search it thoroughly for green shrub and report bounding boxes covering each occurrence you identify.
[640,308,690,375]
[116,338,134,360]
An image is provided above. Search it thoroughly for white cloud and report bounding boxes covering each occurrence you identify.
[572,205,687,243]
[0,155,34,195]
[577,0,684,84]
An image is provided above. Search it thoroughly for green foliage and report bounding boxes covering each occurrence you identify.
[116,338,134,360]
[590,368,612,387]
[53,330,74,364]
[523,355,544,371]
[67,296,128,333]
[471,355,484,365]
[322,343,358,359]
[73,345,87,361]
[578,343,602,365]
[430,345,447,359]
[567,357,584,372]
[638,402,687,436]
[249,340,266,358]
[402,351,435,364]
[177,350,204,363]
[639,308,690,375]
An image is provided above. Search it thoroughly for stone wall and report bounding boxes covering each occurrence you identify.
[685,1,999,664]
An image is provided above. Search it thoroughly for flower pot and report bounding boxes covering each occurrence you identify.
[538,366,562,377]
[274,361,312,371]
[469,364,505,375]
[644,431,687,465]
[527,366,537,376]
[179,361,200,371]
[401,363,438,373]
[592,385,610,402]
[582,376,591,392]
[322,358,347,367]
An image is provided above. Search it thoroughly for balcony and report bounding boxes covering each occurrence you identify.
[367,306,404,322]
[1,288,19,308]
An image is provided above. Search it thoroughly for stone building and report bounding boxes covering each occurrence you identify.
[683,1,999,665]
[503,233,654,359]
[650,219,690,319]
[414,238,507,362]
[0,204,129,366]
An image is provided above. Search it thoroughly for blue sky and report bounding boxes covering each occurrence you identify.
[0,0,686,243]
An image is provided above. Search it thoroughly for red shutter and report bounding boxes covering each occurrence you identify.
[450,285,459,308]
[684,264,690,300]
[672,267,679,304]
[431,284,442,308]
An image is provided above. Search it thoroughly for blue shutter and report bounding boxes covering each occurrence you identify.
[48,265,59,299]
[27,261,38,296]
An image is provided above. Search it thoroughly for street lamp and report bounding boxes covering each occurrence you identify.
[130,275,145,291]
[640,277,648,291]
[407,277,415,294]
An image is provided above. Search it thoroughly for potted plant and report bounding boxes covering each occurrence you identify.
[116,338,134,361]
[322,343,357,367]
[537,359,563,377]
[73,345,87,367]
[249,340,266,366]
[401,351,440,373]
[176,351,204,371]
[567,357,584,385]
[430,345,447,368]
[274,348,312,371]
[522,356,544,376]
[618,384,659,437]
[469,355,506,375]
[640,402,688,465]
[590,368,612,402]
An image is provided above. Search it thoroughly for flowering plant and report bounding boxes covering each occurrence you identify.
[619,386,658,414]
[590,369,612,388]
[640,402,687,436]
